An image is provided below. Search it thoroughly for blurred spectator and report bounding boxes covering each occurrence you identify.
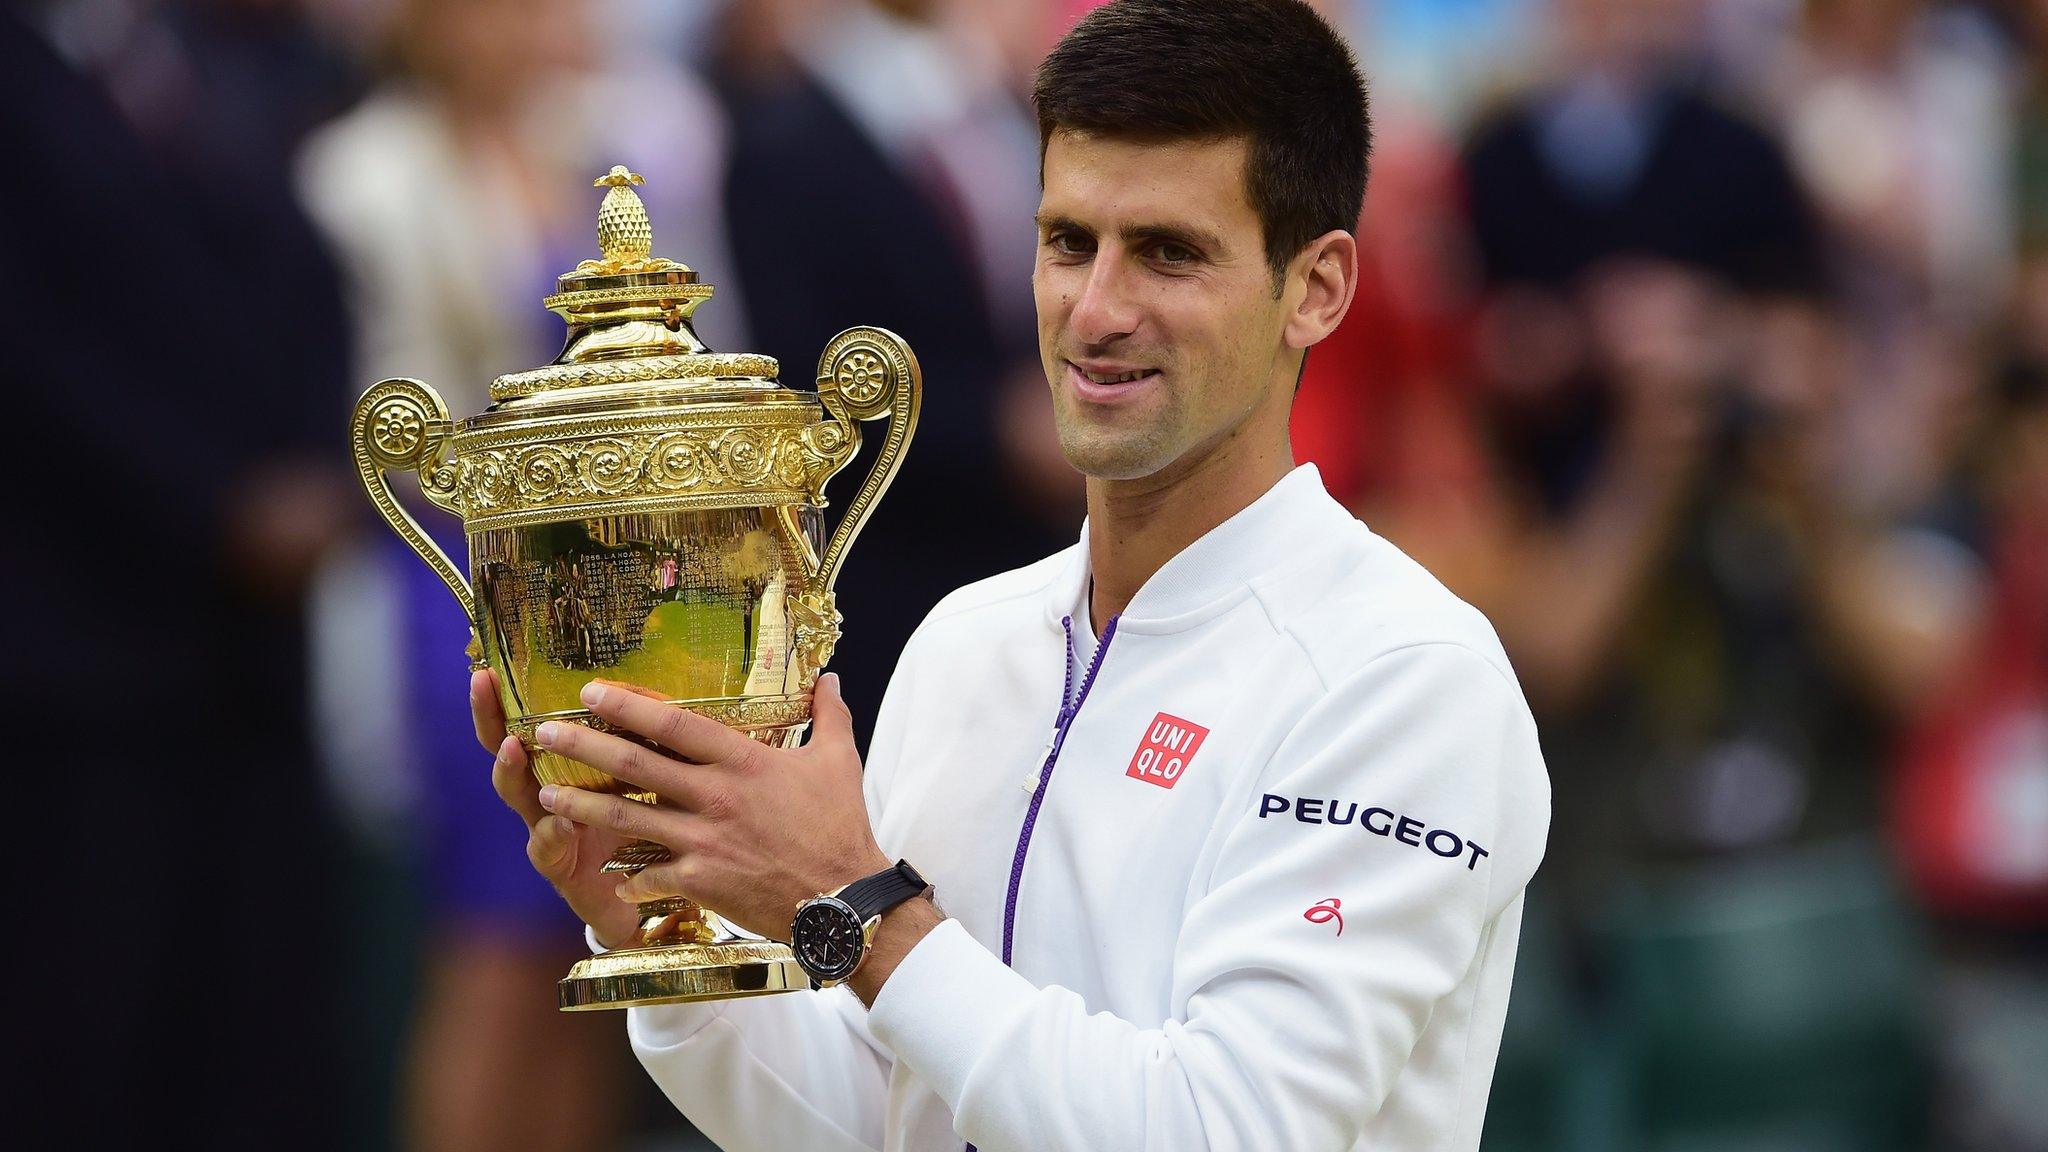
[3,7,351,1149]
[39,0,360,375]
[1769,0,2018,327]
[296,0,744,411]
[1756,0,2022,522]
[1455,0,1964,1146]
[1463,0,1820,297]
[705,0,1074,744]
[1893,289,2048,1152]
[1887,11,2048,1143]
[295,0,743,1147]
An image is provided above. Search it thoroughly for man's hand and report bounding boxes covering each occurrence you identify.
[532,673,894,944]
[471,668,640,949]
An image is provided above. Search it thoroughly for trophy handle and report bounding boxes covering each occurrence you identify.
[349,377,475,623]
[811,326,922,593]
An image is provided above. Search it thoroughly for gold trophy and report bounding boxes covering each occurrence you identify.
[349,165,920,1010]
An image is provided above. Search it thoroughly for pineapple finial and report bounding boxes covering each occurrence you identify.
[594,165,653,268]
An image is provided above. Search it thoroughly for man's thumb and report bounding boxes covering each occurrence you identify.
[811,672,854,744]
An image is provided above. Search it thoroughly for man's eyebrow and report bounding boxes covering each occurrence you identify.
[1033,214,1225,255]
[1118,221,1224,254]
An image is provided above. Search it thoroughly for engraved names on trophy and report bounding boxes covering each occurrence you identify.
[476,510,800,712]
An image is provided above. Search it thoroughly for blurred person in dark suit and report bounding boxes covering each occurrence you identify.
[708,0,1076,744]
[2,9,352,1150]
[1462,0,1817,299]
[34,0,360,349]
[1453,0,1976,1145]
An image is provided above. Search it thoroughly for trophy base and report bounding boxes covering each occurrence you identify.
[559,938,808,1011]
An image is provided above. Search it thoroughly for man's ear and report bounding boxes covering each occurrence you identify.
[1283,229,1359,351]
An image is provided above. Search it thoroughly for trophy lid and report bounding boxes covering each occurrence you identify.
[490,165,777,401]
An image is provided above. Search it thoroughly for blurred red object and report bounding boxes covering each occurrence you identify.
[1293,265,1454,504]
[1291,114,1484,513]
[1893,513,2048,923]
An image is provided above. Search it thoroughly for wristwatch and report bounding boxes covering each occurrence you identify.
[790,860,930,988]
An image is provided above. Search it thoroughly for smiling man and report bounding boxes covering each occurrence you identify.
[473,2,1549,1149]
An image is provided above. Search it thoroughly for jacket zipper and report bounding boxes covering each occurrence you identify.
[1001,612,1119,966]
[972,613,1117,1152]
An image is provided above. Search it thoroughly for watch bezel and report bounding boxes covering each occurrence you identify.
[791,894,868,985]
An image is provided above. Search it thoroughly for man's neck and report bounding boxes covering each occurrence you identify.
[1084,433,1294,636]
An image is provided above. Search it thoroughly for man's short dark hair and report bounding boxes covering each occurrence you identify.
[1032,0,1372,283]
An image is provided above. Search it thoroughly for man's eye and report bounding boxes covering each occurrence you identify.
[1048,231,1093,256]
[1152,242,1195,265]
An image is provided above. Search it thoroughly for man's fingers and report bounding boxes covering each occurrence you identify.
[590,678,668,703]
[536,721,700,799]
[491,735,547,829]
[614,852,703,904]
[526,813,579,878]
[539,783,682,845]
[471,668,508,754]
[535,720,735,816]
[581,681,749,765]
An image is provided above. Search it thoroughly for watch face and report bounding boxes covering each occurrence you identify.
[793,898,865,983]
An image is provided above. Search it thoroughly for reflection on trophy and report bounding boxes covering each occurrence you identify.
[349,165,921,1010]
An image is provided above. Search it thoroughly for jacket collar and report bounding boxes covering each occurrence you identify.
[1045,463,1360,634]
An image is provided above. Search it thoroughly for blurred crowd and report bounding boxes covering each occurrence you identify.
[7,0,2043,1149]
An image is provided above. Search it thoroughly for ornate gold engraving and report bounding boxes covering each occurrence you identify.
[449,424,821,530]
[813,327,922,593]
[491,352,779,400]
[790,589,844,687]
[508,694,814,743]
[605,841,676,872]
[350,378,472,620]
[506,694,815,791]
[541,281,715,313]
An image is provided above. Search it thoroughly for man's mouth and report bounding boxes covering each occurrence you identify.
[1068,361,1160,386]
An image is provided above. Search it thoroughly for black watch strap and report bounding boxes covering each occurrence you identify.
[838,860,928,922]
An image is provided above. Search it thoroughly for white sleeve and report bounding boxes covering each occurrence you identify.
[864,642,1549,1152]
[627,986,889,1152]
[624,633,931,1151]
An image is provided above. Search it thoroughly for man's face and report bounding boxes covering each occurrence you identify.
[1033,130,1299,481]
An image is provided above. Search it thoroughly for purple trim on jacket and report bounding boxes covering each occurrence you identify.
[968,615,1117,1152]
[1002,613,1117,965]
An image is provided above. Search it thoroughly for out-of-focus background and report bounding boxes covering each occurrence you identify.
[7,0,2043,1149]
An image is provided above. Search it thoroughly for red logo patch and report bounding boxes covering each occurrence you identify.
[1305,897,1344,935]
[1125,712,1209,789]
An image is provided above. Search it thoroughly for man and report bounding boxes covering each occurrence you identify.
[473,2,1549,1148]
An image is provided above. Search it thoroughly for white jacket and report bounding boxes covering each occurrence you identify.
[627,465,1551,1152]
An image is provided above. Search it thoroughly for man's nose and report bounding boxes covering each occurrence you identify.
[1068,254,1140,346]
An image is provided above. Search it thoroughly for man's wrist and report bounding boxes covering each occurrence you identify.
[847,893,944,1007]
[829,850,898,897]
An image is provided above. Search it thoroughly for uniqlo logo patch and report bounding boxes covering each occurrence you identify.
[1126,713,1209,789]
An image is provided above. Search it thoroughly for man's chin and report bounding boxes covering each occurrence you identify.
[1056,431,1172,482]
